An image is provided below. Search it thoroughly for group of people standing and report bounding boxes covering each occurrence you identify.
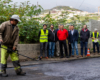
[38,24,100,60]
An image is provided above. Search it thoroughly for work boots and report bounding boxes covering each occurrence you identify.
[38,56,42,60]
[15,68,26,76]
[0,69,8,77]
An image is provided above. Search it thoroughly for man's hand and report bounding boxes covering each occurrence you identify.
[0,39,3,43]
[13,47,16,51]
[92,37,95,39]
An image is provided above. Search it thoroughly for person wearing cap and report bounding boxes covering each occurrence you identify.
[38,24,49,60]
[0,15,26,77]
[91,28,100,54]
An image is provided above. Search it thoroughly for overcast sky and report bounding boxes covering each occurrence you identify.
[12,0,100,12]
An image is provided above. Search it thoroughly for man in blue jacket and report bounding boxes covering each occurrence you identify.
[69,25,79,58]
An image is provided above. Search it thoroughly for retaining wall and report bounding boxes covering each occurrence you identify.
[0,43,92,61]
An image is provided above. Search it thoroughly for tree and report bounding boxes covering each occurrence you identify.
[0,0,43,43]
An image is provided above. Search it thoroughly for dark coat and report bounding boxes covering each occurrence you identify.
[68,30,71,43]
[80,28,90,42]
[68,29,79,43]
[48,29,56,42]
[55,29,59,42]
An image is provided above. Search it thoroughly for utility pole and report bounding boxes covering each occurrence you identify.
[98,7,100,14]
[37,2,38,6]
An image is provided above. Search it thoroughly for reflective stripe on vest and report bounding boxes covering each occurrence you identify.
[92,32,99,42]
[40,29,48,42]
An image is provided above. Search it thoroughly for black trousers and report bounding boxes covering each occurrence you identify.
[68,43,71,57]
[93,42,99,53]
[59,40,68,57]
[40,42,48,57]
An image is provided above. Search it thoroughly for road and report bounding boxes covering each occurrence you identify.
[1,58,100,80]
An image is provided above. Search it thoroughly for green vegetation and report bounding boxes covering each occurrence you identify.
[0,0,43,43]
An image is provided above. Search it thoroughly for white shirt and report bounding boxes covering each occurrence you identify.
[71,30,74,35]
[50,29,54,32]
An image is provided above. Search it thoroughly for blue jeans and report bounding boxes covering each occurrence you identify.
[80,41,88,56]
[93,42,99,53]
[48,42,55,57]
[71,41,78,56]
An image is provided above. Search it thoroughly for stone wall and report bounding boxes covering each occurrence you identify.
[0,43,91,61]
[89,19,100,32]
[17,44,40,59]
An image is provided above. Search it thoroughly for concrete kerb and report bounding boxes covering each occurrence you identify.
[7,54,100,68]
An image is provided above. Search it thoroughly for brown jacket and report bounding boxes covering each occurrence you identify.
[0,21,19,48]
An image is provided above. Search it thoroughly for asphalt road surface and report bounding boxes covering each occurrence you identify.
[1,58,100,80]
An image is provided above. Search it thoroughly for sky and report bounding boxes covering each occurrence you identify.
[12,0,100,12]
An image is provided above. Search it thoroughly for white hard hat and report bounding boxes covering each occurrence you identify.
[94,28,97,31]
[11,15,21,22]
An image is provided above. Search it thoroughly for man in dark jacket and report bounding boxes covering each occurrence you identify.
[80,25,90,57]
[48,24,56,58]
[55,25,60,42]
[69,25,79,58]
[68,25,72,57]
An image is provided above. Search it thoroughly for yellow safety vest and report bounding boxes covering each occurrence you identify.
[40,29,48,42]
[92,32,99,42]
